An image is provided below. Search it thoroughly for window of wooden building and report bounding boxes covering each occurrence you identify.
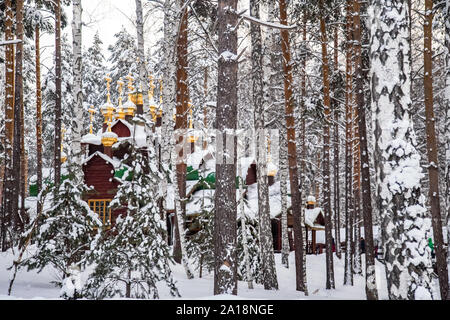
[88,199,112,226]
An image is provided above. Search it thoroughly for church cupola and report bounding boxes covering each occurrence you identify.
[123,74,137,120]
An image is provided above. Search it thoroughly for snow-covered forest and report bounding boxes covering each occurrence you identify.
[0,0,449,301]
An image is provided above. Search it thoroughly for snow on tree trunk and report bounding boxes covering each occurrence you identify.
[369,0,435,300]
[214,0,239,296]
[352,0,379,299]
[160,0,180,252]
[1,0,15,251]
[71,0,83,180]
[445,0,450,301]
[237,147,253,289]
[135,0,150,110]
[13,0,25,237]
[54,0,62,190]
[35,24,43,220]
[423,0,449,300]
[319,0,335,289]
[250,0,278,291]
[171,144,194,279]
[344,1,354,286]
[280,127,290,268]
[279,0,307,294]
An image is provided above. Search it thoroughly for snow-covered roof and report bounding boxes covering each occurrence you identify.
[81,133,102,145]
[239,157,255,179]
[304,207,325,230]
[82,151,120,168]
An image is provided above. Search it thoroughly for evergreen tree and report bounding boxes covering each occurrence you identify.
[108,27,138,102]
[84,144,179,299]
[237,211,262,285]
[19,159,102,299]
[186,191,215,277]
[83,32,107,133]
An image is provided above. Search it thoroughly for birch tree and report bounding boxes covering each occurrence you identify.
[72,0,83,179]
[370,0,434,300]
[135,0,150,110]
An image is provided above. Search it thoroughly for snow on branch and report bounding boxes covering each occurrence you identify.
[241,14,297,30]
[0,39,22,46]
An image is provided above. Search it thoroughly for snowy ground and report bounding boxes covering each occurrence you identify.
[0,249,400,300]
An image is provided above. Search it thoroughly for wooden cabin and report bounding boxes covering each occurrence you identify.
[271,205,326,254]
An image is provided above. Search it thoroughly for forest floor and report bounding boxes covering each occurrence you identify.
[0,248,408,300]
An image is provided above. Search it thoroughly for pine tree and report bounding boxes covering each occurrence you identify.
[84,144,179,299]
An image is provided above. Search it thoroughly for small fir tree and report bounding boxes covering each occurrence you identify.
[84,144,179,299]
[186,189,215,277]
[19,159,102,299]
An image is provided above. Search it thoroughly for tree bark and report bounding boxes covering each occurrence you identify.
[332,9,342,261]
[35,25,43,219]
[135,0,150,109]
[279,0,307,294]
[444,0,450,301]
[214,0,238,296]
[319,0,335,290]
[72,0,84,179]
[13,0,25,236]
[54,0,62,188]
[370,0,434,300]
[344,0,354,286]
[173,1,190,264]
[352,0,378,299]
[423,0,449,300]
[1,0,15,251]
[250,0,278,290]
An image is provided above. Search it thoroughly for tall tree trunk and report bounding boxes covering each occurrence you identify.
[444,0,450,301]
[72,0,83,179]
[173,2,190,264]
[250,0,278,290]
[160,0,180,252]
[54,0,62,188]
[214,0,238,296]
[135,0,150,109]
[35,25,43,219]
[344,0,354,286]
[1,0,15,251]
[13,0,25,237]
[352,0,378,300]
[352,83,362,276]
[370,0,434,300]
[332,9,342,261]
[319,0,335,290]
[423,0,449,300]
[280,128,290,268]
[279,0,307,294]
[171,145,194,279]
[300,16,308,288]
